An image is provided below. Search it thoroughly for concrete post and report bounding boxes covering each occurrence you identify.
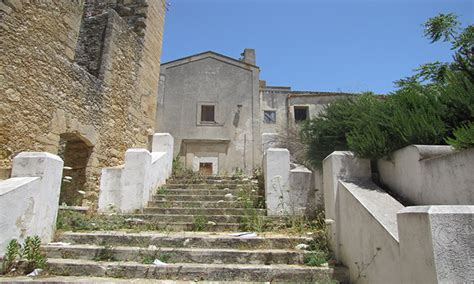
[152,133,174,177]
[10,152,64,244]
[264,148,290,216]
[322,151,371,260]
[397,205,474,283]
[120,149,151,213]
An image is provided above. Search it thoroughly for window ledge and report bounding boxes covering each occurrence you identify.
[197,121,224,127]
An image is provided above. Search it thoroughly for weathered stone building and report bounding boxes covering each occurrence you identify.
[0,0,166,207]
[156,49,353,174]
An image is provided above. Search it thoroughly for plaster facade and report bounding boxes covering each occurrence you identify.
[0,1,166,207]
[156,49,352,174]
[156,50,261,175]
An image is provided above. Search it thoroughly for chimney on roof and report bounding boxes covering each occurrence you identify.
[241,48,256,65]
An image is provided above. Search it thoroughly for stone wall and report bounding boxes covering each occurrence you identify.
[0,0,166,208]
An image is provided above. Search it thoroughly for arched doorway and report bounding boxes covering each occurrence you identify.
[57,133,93,206]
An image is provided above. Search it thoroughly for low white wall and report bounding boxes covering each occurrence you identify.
[312,169,323,207]
[324,151,474,283]
[338,180,403,283]
[397,205,474,283]
[264,148,290,216]
[264,147,315,216]
[322,151,371,259]
[0,152,63,255]
[98,133,173,213]
[289,164,314,214]
[378,145,474,205]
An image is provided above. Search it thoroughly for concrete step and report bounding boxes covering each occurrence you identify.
[163,184,245,190]
[147,200,245,209]
[158,188,249,196]
[133,221,241,232]
[46,258,346,282]
[43,244,306,265]
[55,232,312,250]
[120,214,253,224]
[143,207,266,216]
[152,194,260,202]
[0,276,272,283]
[167,178,256,185]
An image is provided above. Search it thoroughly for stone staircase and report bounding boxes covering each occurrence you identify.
[42,177,348,282]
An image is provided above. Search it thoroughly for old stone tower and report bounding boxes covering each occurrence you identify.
[0,0,166,208]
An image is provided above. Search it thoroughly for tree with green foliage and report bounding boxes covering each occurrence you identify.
[301,14,473,166]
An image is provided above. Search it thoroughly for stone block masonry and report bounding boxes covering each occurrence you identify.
[0,0,166,208]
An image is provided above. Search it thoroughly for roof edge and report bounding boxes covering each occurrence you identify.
[161,51,259,69]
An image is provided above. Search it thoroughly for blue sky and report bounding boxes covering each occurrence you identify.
[160,0,473,94]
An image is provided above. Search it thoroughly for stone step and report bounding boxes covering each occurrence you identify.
[170,175,247,181]
[56,232,312,250]
[157,188,250,196]
[152,194,260,202]
[147,200,245,209]
[124,221,242,232]
[166,178,255,185]
[143,207,266,216]
[121,214,251,224]
[43,244,306,265]
[163,184,245,189]
[0,276,272,283]
[46,258,347,282]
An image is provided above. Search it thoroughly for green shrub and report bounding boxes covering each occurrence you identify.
[1,236,47,275]
[301,14,473,165]
[438,70,474,135]
[300,95,366,168]
[2,239,21,274]
[193,215,208,231]
[347,85,446,159]
[302,79,471,164]
[22,236,46,272]
[304,251,328,267]
[446,122,474,150]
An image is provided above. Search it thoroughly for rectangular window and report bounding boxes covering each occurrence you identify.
[263,110,276,124]
[201,105,215,122]
[294,106,309,123]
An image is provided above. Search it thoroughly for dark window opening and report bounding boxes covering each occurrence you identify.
[201,105,215,122]
[294,106,309,123]
[263,111,276,124]
[199,162,213,175]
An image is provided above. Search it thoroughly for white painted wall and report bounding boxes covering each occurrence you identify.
[264,148,290,216]
[289,164,314,214]
[397,205,474,283]
[337,180,403,283]
[264,147,316,216]
[0,152,63,255]
[322,151,371,259]
[378,145,474,205]
[324,150,474,283]
[98,133,174,213]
